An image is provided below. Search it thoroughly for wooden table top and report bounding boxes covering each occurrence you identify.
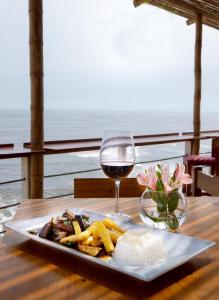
[1,196,219,300]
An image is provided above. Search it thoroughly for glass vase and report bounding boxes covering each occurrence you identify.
[139,190,187,232]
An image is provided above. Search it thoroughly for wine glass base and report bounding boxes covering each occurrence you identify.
[105,212,132,222]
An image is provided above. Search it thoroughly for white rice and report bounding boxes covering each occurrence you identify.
[113,229,166,266]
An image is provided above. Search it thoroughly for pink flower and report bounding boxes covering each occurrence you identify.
[160,165,173,192]
[164,184,173,193]
[146,166,158,191]
[137,173,148,186]
[137,167,158,191]
[174,164,184,180]
[175,163,192,184]
[181,173,193,184]
[171,163,192,189]
[147,175,158,191]
[136,163,192,192]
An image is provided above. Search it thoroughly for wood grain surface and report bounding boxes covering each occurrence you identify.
[1,196,219,300]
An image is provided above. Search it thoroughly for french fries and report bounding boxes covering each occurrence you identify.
[46,214,125,258]
[102,218,125,233]
[60,230,90,244]
[108,229,121,243]
[77,244,102,257]
[87,222,99,239]
[72,221,81,235]
[95,221,114,254]
[81,236,102,247]
[81,219,124,253]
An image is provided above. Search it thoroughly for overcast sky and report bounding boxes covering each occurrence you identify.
[0,0,218,111]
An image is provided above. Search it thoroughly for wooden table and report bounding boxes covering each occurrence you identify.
[1,197,219,300]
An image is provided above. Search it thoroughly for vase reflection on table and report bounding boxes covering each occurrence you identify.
[100,130,135,220]
[137,164,192,231]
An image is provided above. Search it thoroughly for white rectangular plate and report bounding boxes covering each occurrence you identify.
[6,208,215,282]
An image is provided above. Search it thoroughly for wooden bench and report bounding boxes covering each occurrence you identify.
[193,167,219,196]
[74,178,145,198]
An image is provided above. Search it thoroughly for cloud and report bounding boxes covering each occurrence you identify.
[0,0,218,111]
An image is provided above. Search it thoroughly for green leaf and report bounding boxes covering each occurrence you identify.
[66,241,76,248]
[157,164,162,171]
[156,170,162,181]
[143,210,179,231]
[143,212,164,223]
[156,192,168,213]
[167,190,179,212]
[171,172,176,184]
[157,197,167,213]
[156,180,164,191]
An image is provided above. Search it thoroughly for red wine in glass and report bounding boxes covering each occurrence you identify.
[101,161,134,180]
[100,130,135,219]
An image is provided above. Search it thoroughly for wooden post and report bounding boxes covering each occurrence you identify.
[184,140,193,156]
[21,157,31,198]
[192,13,202,155]
[212,137,219,175]
[193,166,202,196]
[29,0,44,198]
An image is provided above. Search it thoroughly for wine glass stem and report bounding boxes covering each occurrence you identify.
[115,180,120,213]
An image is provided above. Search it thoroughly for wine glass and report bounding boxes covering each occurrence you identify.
[100,130,135,220]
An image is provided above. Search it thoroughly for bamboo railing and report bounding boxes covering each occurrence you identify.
[1,130,218,235]
[1,131,218,199]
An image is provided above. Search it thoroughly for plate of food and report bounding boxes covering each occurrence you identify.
[5,208,215,282]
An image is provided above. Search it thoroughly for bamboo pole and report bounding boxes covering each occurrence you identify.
[29,0,44,198]
[192,13,202,155]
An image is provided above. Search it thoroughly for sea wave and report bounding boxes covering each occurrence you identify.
[71,147,144,159]
[71,151,99,158]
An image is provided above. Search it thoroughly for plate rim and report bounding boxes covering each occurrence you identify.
[5,208,216,282]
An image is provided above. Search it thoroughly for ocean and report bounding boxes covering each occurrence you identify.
[0,109,218,228]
